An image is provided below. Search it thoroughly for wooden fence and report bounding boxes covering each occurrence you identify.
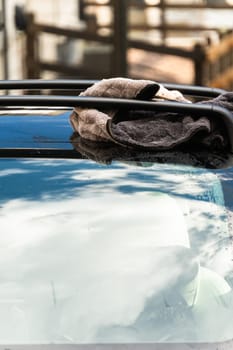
[24,0,233,89]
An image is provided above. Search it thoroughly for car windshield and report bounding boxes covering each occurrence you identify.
[0,154,233,345]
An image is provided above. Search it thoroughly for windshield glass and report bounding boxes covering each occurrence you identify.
[0,158,233,344]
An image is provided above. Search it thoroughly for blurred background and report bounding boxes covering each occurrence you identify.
[0,0,233,89]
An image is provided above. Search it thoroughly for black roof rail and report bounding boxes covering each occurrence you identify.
[0,94,228,111]
[0,95,232,151]
[0,79,226,98]
[0,148,83,159]
[163,83,226,98]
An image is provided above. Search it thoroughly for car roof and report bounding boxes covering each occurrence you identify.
[0,79,232,169]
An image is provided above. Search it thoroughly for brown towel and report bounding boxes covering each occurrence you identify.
[70,78,229,151]
[70,78,190,143]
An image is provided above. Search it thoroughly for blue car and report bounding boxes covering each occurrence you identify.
[0,80,233,348]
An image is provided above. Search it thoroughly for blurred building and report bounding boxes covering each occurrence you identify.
[1,0,80,80]
[0,0,233,88]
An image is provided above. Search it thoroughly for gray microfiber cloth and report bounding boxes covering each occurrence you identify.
[70,78,230,152]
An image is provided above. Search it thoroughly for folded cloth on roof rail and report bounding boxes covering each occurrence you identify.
[69,78,230,151]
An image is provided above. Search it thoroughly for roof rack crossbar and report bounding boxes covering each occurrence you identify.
[0,94,229,115]
[0,95,227,111]
[0,79,225,98]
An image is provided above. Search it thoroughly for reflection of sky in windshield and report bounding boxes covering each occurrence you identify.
[0,159,233,344]
[0,111,72,148]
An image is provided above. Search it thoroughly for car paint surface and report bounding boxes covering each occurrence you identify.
[0,109,233,346]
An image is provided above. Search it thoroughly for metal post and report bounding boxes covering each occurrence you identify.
[160,0,166,44]
[2,0,8,84]
[25,13,39,79]
[111,0,127,77]
[78,0,86,21]
[193,43,206,86]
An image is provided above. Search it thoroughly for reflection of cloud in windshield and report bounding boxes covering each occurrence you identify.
[0,185,232,343]
[0,169,32,177]
[0,159,232,343]
[0,191,191,343]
